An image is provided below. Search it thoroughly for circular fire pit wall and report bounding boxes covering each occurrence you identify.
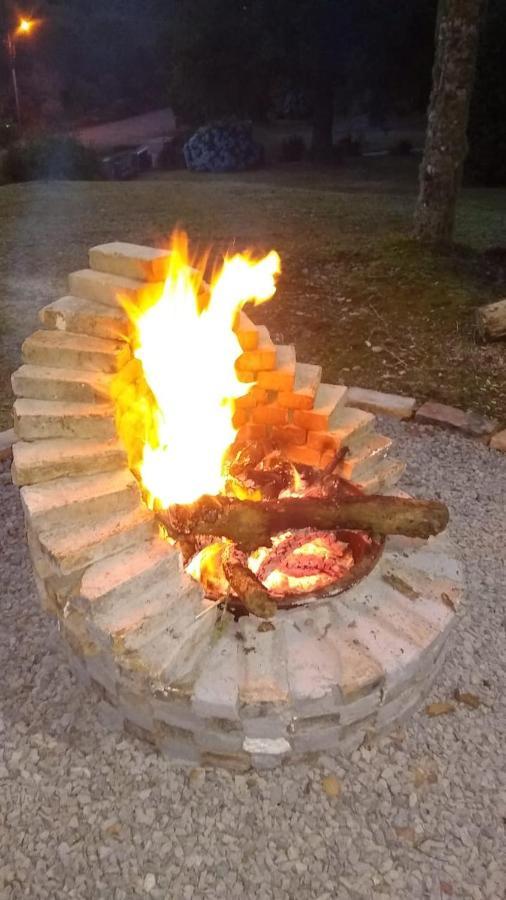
[11,242,463,769]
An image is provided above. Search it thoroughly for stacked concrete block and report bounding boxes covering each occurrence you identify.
[11,241,464,770]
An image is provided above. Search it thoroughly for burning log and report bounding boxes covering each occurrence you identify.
[158,493,449,553]
[222,544,277,619]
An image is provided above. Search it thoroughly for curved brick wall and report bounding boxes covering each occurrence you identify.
[11,242,464,769]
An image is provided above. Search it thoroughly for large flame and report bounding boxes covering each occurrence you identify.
[119,231,280,507]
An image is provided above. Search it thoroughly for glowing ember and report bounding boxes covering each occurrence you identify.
[119,231,280,507]
[249,529,355,596]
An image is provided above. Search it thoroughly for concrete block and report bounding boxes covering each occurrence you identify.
[236,326,275,372]
[12,437,127,485]
[256,345,296,392]
[68,268,160,308]
[40,295,129,341]
[347,387,416,419]
[293,383,348,431]
[21,468,140,531]
[278,363,322,410]
[12,364,112,404]
[0,428,17,462]
[192,626,241,720]
[14,398,116,441]
[38,506,155,574]
[22,330,130,373]
[89,242,170,282]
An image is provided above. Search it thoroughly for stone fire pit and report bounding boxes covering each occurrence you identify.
[11,243,463,769]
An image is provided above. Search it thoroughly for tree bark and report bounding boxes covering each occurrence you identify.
[159,494,449,553]
[413,0,484,244]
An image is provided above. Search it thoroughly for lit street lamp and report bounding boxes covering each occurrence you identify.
[5,17,37,125]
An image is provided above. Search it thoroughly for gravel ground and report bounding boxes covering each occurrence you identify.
[1,420,505,900]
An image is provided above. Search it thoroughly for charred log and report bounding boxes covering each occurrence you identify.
[222,544,277,619]
[158,493,449,553]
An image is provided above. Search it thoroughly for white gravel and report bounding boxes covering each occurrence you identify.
[1,420,505,900]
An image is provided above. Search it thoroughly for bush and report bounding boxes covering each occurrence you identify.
[279,135,306,162]
[183,122,264,172]
[2,136,102,182]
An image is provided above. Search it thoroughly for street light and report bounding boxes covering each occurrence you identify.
[5,16,38,125]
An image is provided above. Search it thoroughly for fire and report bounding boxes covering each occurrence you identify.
[119,231,280,507]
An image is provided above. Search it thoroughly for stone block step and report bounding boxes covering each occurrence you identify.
[136,598,218,684]
[22,330,130,373]
[12,364,112,404]
[238,617,290,710]
[282,616,341,717]
[89,242,170,283]
[79,537,181,629]
[12,438,127,486]
[355,457,405,493]
[346,387,416,420]
[68,268,162,309]
[14,399,116,441]
[192,627,240,720]
[324,627,384,700]
[251,403,288,427]
[270,423,306,447]
[236,325,275,373]
[21,468,140,532]
[38,506,155,575]
[293,383,348,431]
[338,434,393,481]
[308,407,375,454]
[257,345,296,392]
[234,385,268,410]
[0,428,17,463]
[39,296,129,341]
[107,578,204,659]
[285,444,322,468]
[277,363,322,410]
[234,311,259,351]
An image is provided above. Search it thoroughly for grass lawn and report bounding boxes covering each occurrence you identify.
[0,156,505,430]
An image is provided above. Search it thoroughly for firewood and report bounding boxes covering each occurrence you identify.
[222,544,277,619]
[158,493,449,553]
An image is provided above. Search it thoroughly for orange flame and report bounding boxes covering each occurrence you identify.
[119,231,280,508]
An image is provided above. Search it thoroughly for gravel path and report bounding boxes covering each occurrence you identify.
[1,420,505,900]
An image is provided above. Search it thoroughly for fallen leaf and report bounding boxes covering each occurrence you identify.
[322,774,342,798]
[393,825,416,844]
[413,766,438,787]
[102,821,121,836]
[440,881,454,896]
[257,621,275,633]
[425,702,455,717]
[189,767,206,786]
[441,592,456,612]
[454,689,481,709]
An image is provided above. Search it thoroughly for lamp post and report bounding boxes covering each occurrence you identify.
[5,17,36,125]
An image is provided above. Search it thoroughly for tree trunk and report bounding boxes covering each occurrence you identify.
[413,0,484,244]
[311,77,334,161]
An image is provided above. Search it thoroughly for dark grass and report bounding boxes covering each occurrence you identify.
[0,157,505,430]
